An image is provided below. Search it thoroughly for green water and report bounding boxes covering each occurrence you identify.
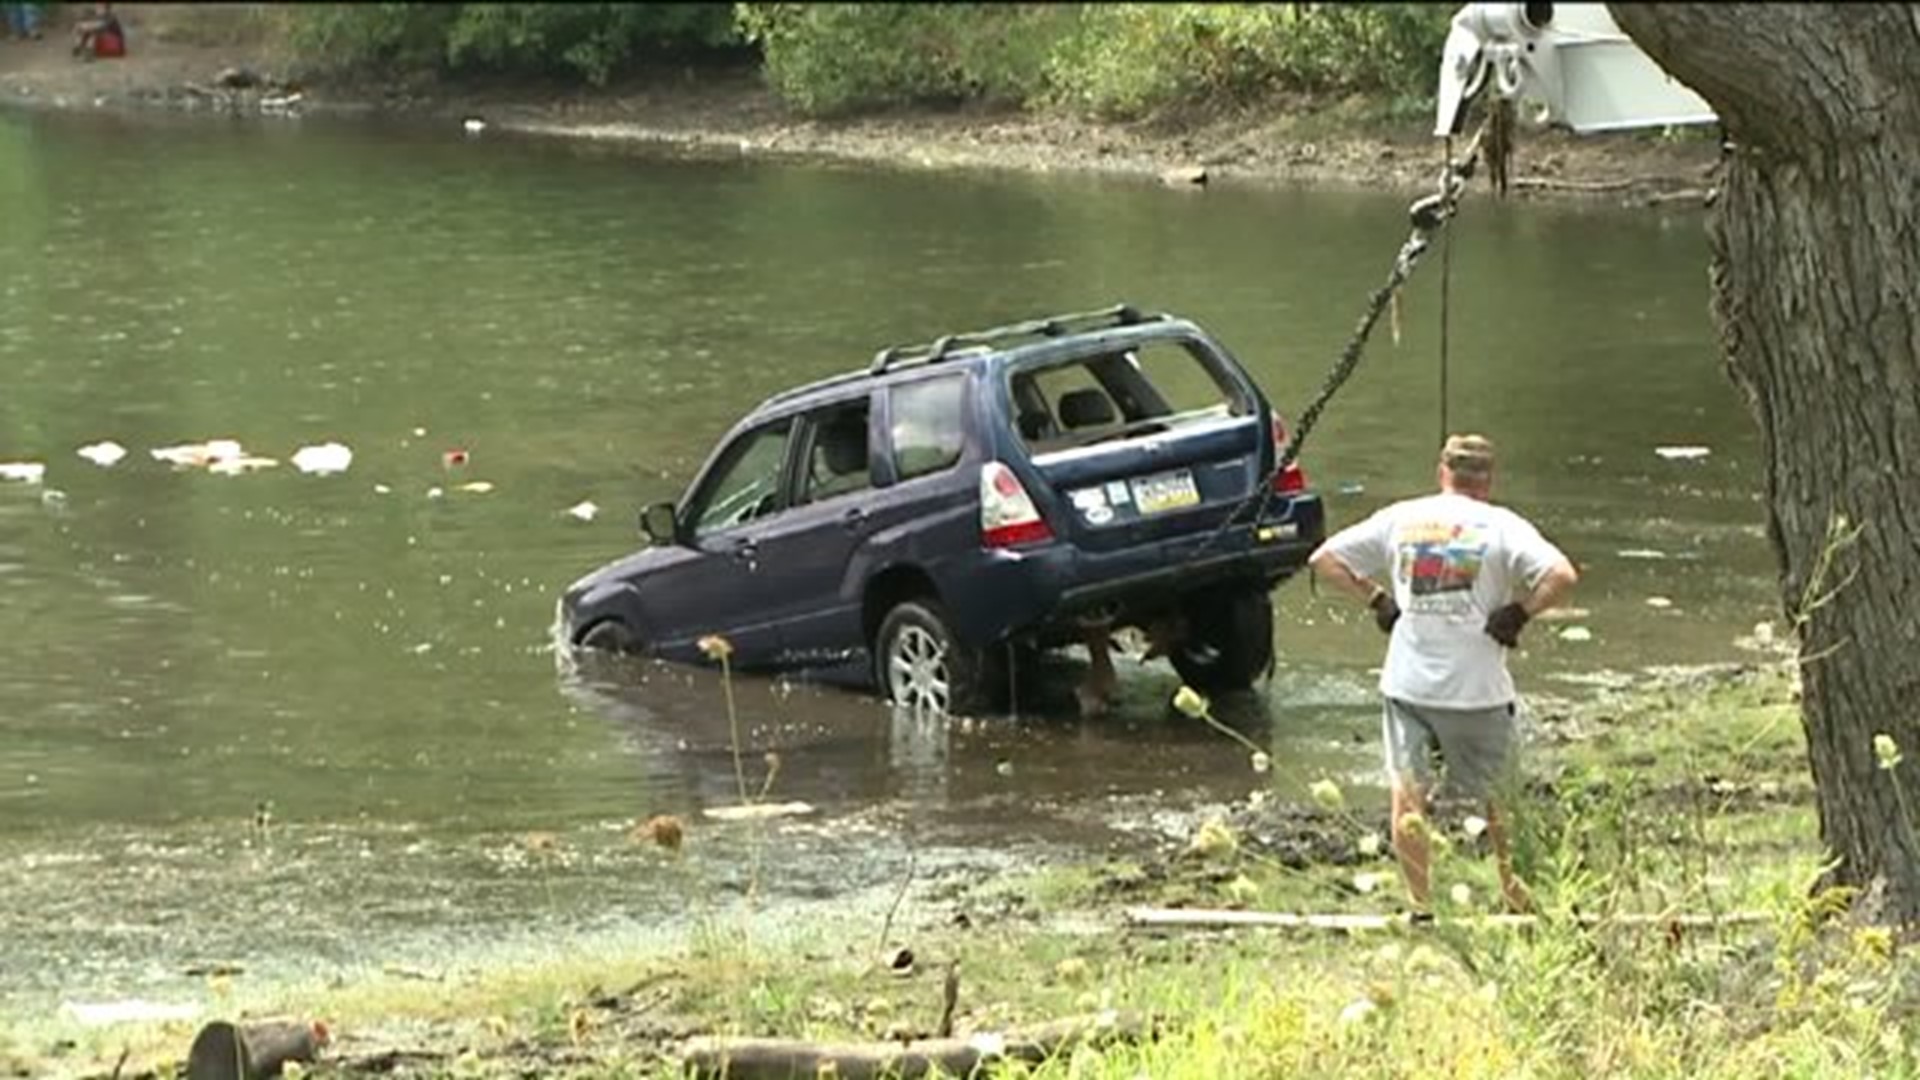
[0,106,1771,1014]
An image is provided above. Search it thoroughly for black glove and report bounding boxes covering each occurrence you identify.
[1485,602,1531,647]
[1369,590,1401,634]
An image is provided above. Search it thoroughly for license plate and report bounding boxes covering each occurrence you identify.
[1131,468,1200,515]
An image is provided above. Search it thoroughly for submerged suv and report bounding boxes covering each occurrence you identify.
[559,305,1325,713]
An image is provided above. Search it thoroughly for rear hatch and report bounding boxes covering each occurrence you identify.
[1004,335,1296,552]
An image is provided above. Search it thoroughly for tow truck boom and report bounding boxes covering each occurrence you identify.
[1435,3,1717,137]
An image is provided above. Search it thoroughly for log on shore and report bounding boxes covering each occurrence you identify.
[1123,907,1773,933]
[682,1011,1148,1080]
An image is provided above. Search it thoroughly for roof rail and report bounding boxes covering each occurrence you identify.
[868,304,1163,375]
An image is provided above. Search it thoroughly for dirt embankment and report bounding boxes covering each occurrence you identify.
[1,4,1722,203]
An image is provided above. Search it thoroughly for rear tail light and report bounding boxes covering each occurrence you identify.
[1271,416,1310,494]
[980,461,1053,548]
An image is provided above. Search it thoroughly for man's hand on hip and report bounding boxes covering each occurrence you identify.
[1485,602,1530,647]
[1369,590,1401,634]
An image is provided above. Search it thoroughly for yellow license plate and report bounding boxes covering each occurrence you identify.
[1131,469,1200,515]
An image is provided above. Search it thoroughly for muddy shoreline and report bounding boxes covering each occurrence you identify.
[1,28,1722,203]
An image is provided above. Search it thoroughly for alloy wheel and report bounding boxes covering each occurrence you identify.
[888,624,952,714]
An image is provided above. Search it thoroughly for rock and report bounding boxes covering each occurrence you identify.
[213,67,262,90]
[1161,165,1208,187]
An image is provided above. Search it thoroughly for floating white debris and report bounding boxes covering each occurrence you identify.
[373,483,393,495]
[702,801,815,822]
[1338,998,1379,1026]
[1655,446,1711,461]
[0,462,46,484]
[291,442,354,476]
[565,500,599,522]
[77,440,128,467]
[1558,626,1595,643]
[1645,596,1674,609]
[151,439,246,469]
[208,456,279,476]
[462,117,487,134]
[426,486,445,500]
[456,481,495,495]
[1616,549,1669,560]
[60,999,203,1027]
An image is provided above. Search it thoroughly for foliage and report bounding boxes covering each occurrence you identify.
[284,3,740,85]
[737,2,1454,119]
[734,3,1073,117]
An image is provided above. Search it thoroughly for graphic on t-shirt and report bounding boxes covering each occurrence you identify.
[1395,521,1489,599]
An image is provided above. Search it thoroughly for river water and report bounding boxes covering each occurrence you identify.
[0,107,1771,1020]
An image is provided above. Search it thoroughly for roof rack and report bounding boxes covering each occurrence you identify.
[867,304,1164,375]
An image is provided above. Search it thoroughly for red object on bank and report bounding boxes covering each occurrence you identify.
[94,27,125,58]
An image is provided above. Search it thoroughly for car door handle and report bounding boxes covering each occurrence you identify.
[841,507,867,531]
[729,538,759,563]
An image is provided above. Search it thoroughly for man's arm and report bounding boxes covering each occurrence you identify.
[1310,546,1389,606]
[1521,558,1579,617]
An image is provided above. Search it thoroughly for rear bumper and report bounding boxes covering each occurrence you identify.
[939,495,1324,646]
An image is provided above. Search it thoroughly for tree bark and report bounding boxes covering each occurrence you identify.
[1609,4,1920,922]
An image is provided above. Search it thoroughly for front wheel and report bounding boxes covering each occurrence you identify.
[874,600,994,716]
[578,619,639,654]
[1168,586,1274,694]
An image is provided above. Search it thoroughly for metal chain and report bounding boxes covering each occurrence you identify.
[1194,116,1492,556]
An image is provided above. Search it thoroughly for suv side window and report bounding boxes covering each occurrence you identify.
[890,375,967,481]
[797,399,873,506]
[686,421,793,538]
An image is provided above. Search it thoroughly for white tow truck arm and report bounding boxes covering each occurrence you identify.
[1434,2,1717,136]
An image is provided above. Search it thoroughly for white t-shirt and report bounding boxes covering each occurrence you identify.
[1318,492,1568,709]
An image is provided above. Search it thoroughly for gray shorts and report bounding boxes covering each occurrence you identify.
[1382,697,1518,801]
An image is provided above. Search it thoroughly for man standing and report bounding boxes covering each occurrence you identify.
[1309,434,1578,914]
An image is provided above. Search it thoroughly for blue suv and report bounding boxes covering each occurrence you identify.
[559,305,1325,713]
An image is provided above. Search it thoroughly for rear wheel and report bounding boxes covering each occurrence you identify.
[875,600,994,716]
[1168,586,1274,694]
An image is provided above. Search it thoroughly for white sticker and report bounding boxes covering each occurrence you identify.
[1086,505,1115,525]
[1071,487,1107,510]
[1106,481,1131,506]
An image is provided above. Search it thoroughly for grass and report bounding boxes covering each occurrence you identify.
[11,662,1918,1079]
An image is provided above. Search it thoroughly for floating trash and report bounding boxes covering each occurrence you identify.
[702,801,814,822]
[1616,549,1669,560]
[373,483,393,495]
[77,440,128,467]
[208,456,279,476]
[1558,626,1595,643]
[60,998,203,1027]
[442,448,469,469]
[456,481,495,495]
[152,439,245,469]
[291,442,354,476]
[1645,596,1674,609]
[565,500,599,522]
[462,117,487,135]
[0,461,46,484]
[1654,446,1711,461]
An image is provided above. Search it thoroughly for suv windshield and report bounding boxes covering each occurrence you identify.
[1007,338,1252,456]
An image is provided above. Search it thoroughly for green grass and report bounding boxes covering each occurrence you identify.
[13,663,1917,1079]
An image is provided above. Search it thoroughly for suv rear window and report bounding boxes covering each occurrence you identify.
[890,375,968,481]
[1007,339,1251,455]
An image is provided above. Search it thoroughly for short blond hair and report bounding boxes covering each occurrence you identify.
[1441,434,1496,481]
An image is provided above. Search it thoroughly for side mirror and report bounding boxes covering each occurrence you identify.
[640,502,679,546]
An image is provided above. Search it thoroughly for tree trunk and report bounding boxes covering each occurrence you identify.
[1609,4,1920,922]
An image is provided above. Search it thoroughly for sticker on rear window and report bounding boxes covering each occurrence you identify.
[1071,487,1108,510]
[1106,481,1131,506]
[1085,505,1115,525]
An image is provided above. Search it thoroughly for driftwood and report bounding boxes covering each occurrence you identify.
[185,1020,328,1080]
[1124,906,1774,933]
[682,1011,1148,1080]
[1512,174,1689,194]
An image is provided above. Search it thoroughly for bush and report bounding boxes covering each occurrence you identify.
[736,3,1072,117]
[285,3,741,85]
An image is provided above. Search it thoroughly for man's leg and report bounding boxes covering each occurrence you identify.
[1075,620,1118,718]
[1382,697,1438,911]
[1486,801,1533,914]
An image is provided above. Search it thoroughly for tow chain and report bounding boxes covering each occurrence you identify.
[1195,115,1494,557]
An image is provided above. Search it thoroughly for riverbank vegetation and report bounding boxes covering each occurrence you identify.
[274,3,1451,119]
[23,662,1917,1078]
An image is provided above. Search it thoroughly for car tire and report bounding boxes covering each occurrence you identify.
[578,619,639,654]
[875,600,994,716]
[1168,586,1274,694]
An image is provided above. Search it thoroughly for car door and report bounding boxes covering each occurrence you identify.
[638,418,796,666]
[747,394,878,665]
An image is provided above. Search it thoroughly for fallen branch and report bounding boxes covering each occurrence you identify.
[1512,174,1690,194]
[682,1011,1149,1080]
[1124,907,1774,933]
[1639,187,1711,207]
